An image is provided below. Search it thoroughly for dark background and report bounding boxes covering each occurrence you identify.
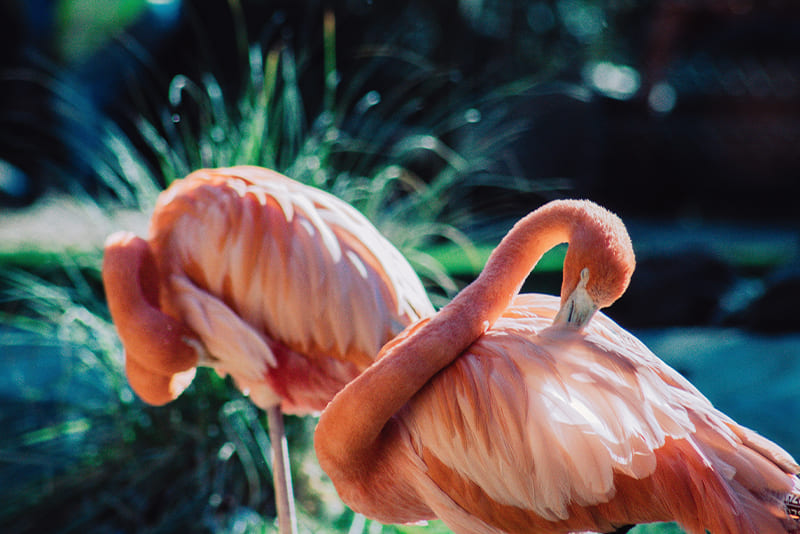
[3,0,800,220]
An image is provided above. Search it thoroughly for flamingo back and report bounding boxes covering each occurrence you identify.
[147,166,434,412]
[397,294,799,533]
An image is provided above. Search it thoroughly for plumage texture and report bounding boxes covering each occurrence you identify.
[315,199,800,534]
[402,295,799,533]
[104,166,434,412]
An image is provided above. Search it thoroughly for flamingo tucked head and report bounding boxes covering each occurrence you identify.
[102,231,200,405]
[554,200,635,329]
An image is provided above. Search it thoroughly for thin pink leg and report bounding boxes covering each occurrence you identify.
[267,405,298,534]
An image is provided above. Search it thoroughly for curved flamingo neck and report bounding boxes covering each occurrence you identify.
[462,202,576,323]
[315,201,592,478]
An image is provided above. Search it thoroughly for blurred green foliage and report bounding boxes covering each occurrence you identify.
[55,0,148,62]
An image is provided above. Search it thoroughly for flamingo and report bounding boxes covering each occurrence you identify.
[101,166,435,533]
[315,199,800,534]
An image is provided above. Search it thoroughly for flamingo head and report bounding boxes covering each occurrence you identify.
[555,202,635,329]
[103,231,201,404]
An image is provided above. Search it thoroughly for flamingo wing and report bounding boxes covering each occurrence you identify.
[401,294,799,533]
[147,166,434,411]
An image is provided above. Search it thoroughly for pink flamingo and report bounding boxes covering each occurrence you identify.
[315,199,800,534]
[102,166,434,533]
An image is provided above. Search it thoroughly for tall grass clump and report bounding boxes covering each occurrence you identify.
[117,8,539,302]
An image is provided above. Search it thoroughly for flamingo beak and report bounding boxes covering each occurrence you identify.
[554,268,598,330]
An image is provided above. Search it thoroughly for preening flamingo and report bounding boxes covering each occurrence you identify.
[315,199,800,534]
[101,166,435,533]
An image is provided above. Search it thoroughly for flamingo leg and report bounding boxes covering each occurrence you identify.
[267,405,298,534]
